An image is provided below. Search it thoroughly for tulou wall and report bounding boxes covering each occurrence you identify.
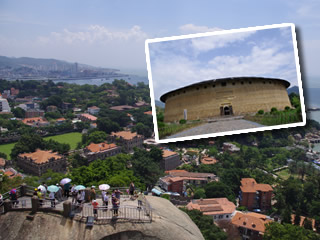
[161,77,292,123]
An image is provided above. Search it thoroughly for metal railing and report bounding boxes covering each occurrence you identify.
[77,204,151,222]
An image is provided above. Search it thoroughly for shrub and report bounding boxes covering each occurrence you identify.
[194,188,206,199]
[285,106,291,111]
[161,194,170,200]
[179,119,187,124]
[271,107,278,114]
[258,109,264,115]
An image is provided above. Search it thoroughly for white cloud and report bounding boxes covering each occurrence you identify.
[41,25,148,44]
[191,31,256,52]
[179,24,223,34]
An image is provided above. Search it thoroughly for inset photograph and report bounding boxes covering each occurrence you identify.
[146,23,306,143]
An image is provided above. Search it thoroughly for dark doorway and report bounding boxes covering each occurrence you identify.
[224,106,230,115]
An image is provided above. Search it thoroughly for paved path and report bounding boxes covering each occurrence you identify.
[166,119,264,139]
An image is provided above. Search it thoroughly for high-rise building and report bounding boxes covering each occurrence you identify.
[0,96,11,112]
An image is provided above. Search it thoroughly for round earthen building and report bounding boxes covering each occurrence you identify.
[160,77,292,122]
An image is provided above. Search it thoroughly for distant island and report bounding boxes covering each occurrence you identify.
[0,55,129,82]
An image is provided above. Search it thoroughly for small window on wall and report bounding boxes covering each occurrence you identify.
[204,86,207,89]
[241,81,244,85]
[212,85,216,88]
[221,82,227,87]
[232,82,235,85]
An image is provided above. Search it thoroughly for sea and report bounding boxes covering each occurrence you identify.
[304,88,320,151]
[52,74,149,86]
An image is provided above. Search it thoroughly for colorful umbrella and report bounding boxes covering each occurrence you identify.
[37,185,46,192]
[47,185,59,193]
[60,178,72,185]
[10,188,16,194]
[75,185,86,191]
[99,184,110,191]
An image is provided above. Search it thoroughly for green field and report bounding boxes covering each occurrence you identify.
[276,168,301,180]
[44,132,82,150]
[0,132,82,160]
[0,142,16,160]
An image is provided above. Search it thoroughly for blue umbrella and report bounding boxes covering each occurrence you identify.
[47,185,59,193]
[75,185,86,191]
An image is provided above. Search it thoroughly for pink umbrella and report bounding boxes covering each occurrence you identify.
[10,189,16,194]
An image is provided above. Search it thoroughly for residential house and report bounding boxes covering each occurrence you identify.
[17,149,67,176]
[162,149,181,171]
[110,131,144,152]
[79,113,97,122]
[83,142,121,162]
[239,178,273,211]
[159,170,218,194]
[22,117,49,127]
[87,106,100,115]
[231,212,273,240]
[46,105,58,112]
[109,105,136,111]
[25,109,45,118]
[187,198,236,221]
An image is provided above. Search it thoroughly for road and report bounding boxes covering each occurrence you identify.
[166,119,264,139]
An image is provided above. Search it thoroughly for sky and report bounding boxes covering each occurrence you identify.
[0,0,319,85]
[148,26,299,100]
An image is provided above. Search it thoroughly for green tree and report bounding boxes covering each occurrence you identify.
[204,181,235,202]
[12,107,26,118]
[264,222,319,240]
[180,208,227,240]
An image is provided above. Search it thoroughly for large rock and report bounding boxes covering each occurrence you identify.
[0,196,204,240]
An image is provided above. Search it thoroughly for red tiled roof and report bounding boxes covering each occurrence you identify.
[22,117,46,124]
[162,150,178,158]
[19,149,63,164]
[144,111,153,115]
[187,198,236,216]
[240,178,273,193]
[110,105,135,111]
[88,106,100,109]
[165,170,188,174]
[86,142,118,153]
[80,113,97,121]
[201,156,218,165]
[111,131,142,140]
[231,212,272,233]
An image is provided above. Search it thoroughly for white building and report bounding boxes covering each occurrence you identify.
[0,96,11,113]
[87,106,100,115]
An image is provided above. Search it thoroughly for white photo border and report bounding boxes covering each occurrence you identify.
[145,23,306,144]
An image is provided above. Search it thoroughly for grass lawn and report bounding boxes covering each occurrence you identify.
[44,132,82,150]
[0,132,82,160]
[0,142,16,160]
[276,168,300,180]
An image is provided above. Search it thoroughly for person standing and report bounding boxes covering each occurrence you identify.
[71,184,77,204]
[112,195,119,216]
[10,190,18,207]
[49,191,55,208]
[137,192,144,209]
[55,184,63,201]
[103,191,109,210]
[64,182,71,199]
[129,182,135,200]
[90,186,96,202]
[92,200,99,219]
[37,189,43,206]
